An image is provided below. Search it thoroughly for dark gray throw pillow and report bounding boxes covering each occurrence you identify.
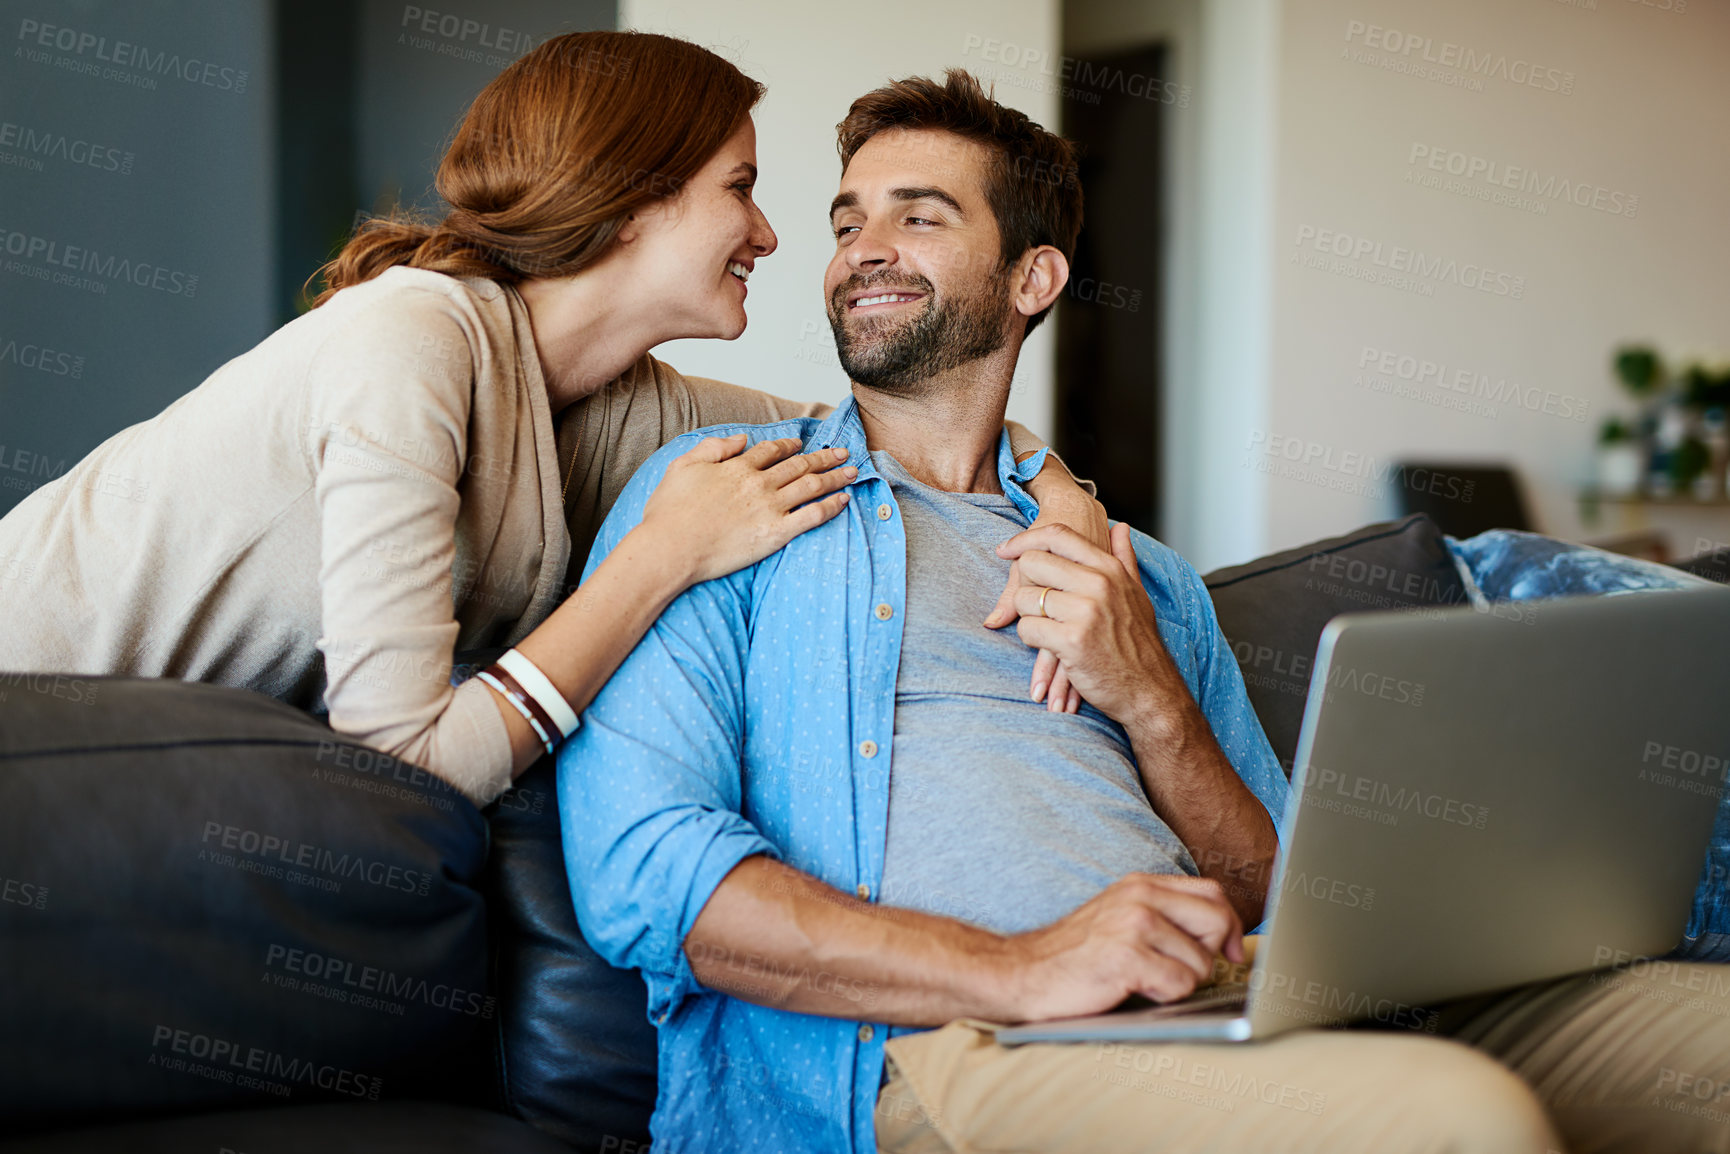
[1202,514,1467,775]
[1676,546,1730,586]
[0,677,497,1134]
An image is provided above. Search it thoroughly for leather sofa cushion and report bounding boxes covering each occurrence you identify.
[485,757,657,1154]
[1202,514,1467,775]
[0,1102,571,1154]
[0,677,497,1134]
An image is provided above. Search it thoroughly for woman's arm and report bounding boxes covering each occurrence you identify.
[499,433,854,773]
[304,298,534,803]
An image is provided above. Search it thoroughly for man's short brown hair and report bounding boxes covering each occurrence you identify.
[836,69,1084,334]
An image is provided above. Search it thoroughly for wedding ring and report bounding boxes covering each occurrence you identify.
[1037,586,1051,617]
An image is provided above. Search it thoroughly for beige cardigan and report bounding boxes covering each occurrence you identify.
[0,267,1067,804]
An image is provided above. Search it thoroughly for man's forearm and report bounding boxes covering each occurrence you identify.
[684,856,1021,1027]
[1126,706,1279,925]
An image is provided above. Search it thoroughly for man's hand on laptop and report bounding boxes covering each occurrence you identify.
[995,521,1280,926]
[999,872,1246,1019]
[686,858,1245,1029]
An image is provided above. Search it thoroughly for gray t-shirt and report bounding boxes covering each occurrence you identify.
[873,449,1197,937]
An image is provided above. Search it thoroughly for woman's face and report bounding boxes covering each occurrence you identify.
[626,116,777,342]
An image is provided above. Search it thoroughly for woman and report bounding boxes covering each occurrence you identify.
[0,31,1100,805]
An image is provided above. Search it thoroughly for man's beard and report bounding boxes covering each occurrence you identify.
[827,264,1013,395]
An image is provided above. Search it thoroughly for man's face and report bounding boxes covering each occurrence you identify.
[824,128,1015,395]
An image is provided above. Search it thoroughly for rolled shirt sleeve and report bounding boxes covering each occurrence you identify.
[1176,554,1292,842]
[1127,532,1291,856]
[555,436,781,1019]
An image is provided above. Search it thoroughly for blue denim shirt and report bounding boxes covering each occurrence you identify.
[556,393,1291,1154]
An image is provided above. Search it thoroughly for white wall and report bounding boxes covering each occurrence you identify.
[1073,0,1728,572]
[1255,0,1729,565]
[620,0,1061,433]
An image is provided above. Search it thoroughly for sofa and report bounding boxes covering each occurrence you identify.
[2,514,1723,1152]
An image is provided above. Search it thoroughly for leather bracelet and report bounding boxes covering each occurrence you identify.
[497,648,581,738]
[477,666,558,757]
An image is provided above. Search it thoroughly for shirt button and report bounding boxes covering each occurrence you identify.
[858,1024,875,1043]
[858,739,878,759]
[874,603,894,621]
[876,503,893,521]
[857,883,871,900]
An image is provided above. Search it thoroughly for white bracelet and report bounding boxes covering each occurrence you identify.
[497,648,581,738]
[476,670,557,756]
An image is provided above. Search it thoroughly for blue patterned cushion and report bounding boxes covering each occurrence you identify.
[1445,529,1727,947]
[1447,529,1713,601]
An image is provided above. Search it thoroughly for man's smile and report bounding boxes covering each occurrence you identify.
[844,285,928,314]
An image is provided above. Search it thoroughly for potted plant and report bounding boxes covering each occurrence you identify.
[1609,345,1666,495]
[1596,416,1644,496]
[1681,361,1730,498]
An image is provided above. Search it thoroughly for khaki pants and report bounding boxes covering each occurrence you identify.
[876,962,1730,1153]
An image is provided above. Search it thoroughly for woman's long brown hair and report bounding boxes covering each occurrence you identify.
[309,31,763,306]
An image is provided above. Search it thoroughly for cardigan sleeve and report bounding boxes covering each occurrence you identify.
[300,290,514,806]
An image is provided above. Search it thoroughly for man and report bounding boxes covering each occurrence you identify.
[558,72,1730,1153]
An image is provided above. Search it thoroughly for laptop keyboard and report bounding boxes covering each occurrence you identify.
[1122,980,1250,1018]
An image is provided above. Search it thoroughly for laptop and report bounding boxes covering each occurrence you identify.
[998,585,1730,1045]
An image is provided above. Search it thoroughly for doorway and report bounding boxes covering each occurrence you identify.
[1055,44,1167,537]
